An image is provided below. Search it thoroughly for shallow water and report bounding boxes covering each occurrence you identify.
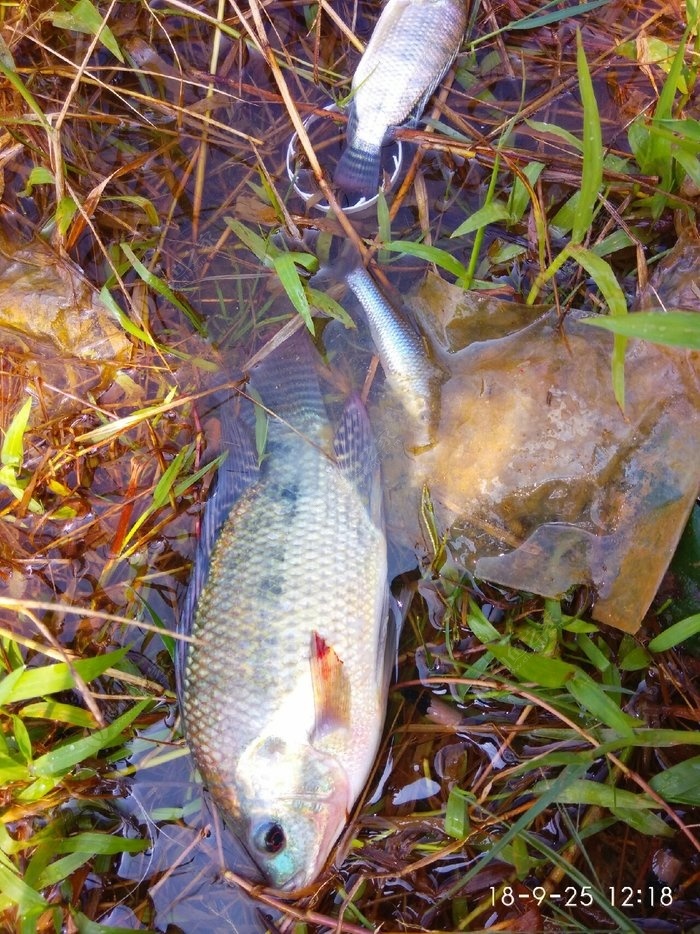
[1,0,699,930]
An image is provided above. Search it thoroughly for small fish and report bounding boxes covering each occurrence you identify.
[345,263,445,449]
[178,333,392,891]
[334,0,467,197]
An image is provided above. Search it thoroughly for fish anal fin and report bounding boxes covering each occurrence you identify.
[309,631,351,739]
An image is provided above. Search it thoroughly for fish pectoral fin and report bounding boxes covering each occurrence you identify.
[309,631,351,738]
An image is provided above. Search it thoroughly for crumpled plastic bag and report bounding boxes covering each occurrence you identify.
[0,211,130,362]
[376,258,700,633]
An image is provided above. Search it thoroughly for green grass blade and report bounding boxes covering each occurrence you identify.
[581,310,700,349]
[121,445,193,550]
[51,0,124,63]
[272,251,313,331]
[380,240,471,282]
[120,243,204,333]
[649,755,700,804]
[648,613,700,652]
[19,701,97,728]
[0,852,48,911]
[566,669,637,737]
[507,161,545,222]
[487,643,576,688]
[572,30,602,245]
[532,778,658,810]
[508,0,611,30]
[32,699,149,777]
[566,244,627,406]
[611,806,675,837]
[451,201,510,238]
[0,647,128,705]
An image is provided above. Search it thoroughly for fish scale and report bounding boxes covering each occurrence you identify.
[180,333,390,890]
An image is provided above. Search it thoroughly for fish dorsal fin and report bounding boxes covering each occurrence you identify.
[249,331,327,438]
[176,400,259,697]
[309,631,351,739]
[333,394,382,522]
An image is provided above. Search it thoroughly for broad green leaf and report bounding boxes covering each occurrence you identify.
[0,647,128,704]
[273,252,313,331]
[225,218,272,264]
[444,786,473,838]
[32,699,149,777]
[21,166,55,196]
[0,856,47,910]
[525,119,583,152]
[306,287,354,327]
[575,633,610,673]
[1,397,32,469]
[0,754,30,782]
[467,601,501,644]
[582,311,700,349]
[246,386,268,468]
[173,454,224,499]
[486,643,576,688]
[51,0,124,63]
[72,910,150,934]
[649,755,700,804]
[591,230,636,258]
[0,59,50,128]
[55,196,77,237]
[648,613,700,652]
[35,852,92,889]
[619,644,652,671]
[104,194,159,226]
[451,201,510,238]
[673,147,700,189]
[611,807,674,837]
[381,240,471,282]
[16,775,61,803]
[376,189,391,264]
[566,669,637,736]
[11,715,32,762]
[655,117,700,142]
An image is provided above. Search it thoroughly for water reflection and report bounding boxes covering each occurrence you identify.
[118,722,279,932]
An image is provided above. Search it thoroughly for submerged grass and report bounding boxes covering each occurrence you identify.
[0,0,698,931]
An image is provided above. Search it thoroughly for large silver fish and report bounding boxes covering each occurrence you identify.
[334,0,467,197]
[345,263,445,449]
[178,333,391,891]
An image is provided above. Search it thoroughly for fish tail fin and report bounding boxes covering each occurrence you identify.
[334,140,382,199]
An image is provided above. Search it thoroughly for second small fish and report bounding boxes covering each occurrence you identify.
[334,0,467,197]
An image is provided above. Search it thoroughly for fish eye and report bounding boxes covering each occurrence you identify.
[253,821,286,855]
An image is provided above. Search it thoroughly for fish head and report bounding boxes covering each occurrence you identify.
[235,734,352,891]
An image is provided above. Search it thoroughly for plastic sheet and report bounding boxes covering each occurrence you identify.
[0,211,130,363]
[376,264,700,633]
